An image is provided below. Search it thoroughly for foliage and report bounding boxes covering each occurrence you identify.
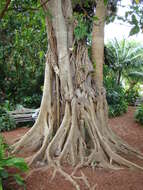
[105,39,143,84]
[0,0,46,108]
[105,39,143,98]
[22,94,42,108]
[74,13,90,41]
[124,69,143,106]
[0,104,16,132]
[104,39,143,115]
[0,135,29,190]
[115,0,143,36]
[124,3,143,36]
[104,65,128,117]
[73,0,118,42]
[128,71,143,84]
[107,87,128,117]
[135,104,143,125]
[125,86,140,105]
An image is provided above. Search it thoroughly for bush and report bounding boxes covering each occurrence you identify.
[103,66,128,118]
[134,104,143,125]
[125,87,140,105]
[108,102,128,117]
[21,94,42,108]
[0,135,29,190]
[0,106,16,132]
[107,89,128,117]
[0,2,46,108]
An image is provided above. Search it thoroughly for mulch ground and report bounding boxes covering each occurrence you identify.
[2,106,143,190]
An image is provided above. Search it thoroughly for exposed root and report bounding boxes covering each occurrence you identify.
[12,39,143,190]
[12,50,143,172]
[73,171,90,189]
[29,124,52,165]
[55,167,80,190]
[49,162,96,190]
[12,122,44,153]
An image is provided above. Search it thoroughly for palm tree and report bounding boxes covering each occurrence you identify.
[105,38,143,85]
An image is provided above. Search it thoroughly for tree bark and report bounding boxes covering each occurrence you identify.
[92,0,106,89]
[117,69,122,85]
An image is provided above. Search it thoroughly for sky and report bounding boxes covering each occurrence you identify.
[105,0,143,43]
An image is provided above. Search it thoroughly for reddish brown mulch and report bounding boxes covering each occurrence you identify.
[2,107,143,190]
[2,127,29,145]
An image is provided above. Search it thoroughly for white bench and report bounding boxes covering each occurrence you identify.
[134,97,143,106]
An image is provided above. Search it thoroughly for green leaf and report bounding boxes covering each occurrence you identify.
[5,158,29,172]
[13,174,24,186]
[0,170,8,179]
[38,51,44,59]
[135,0,140,3]
[104,0,108,5]
[129,25,140,36]
[0,179,3,190]
[128,71,143,81]
[131,14,138,25]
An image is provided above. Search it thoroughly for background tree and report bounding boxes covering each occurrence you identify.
[105,39,143,85]
[104,39,143,107]
[0,0,46,107]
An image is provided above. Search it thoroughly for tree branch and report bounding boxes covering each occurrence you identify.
[40,0,49,12]
[0,0,11,20]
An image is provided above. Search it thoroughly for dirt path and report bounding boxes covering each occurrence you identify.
[109,107,143,151]
[2,107,143,190]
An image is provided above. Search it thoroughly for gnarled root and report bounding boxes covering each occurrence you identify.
[12,45,143,190]
[12,121,44,153]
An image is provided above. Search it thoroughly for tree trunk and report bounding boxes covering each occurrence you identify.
[12,1,143,188]
[92,0,106,89]
[117,69,122,85]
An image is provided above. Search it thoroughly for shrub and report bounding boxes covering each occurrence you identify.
[108,102,128,117]
[21,94,42,108]
[0,1,46,108]
[104,68,128,117]
[107,89,128,117]
[0,106,16,132]
[134,104,143,125]
[0,135,29,190]
[125,87,140,105]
